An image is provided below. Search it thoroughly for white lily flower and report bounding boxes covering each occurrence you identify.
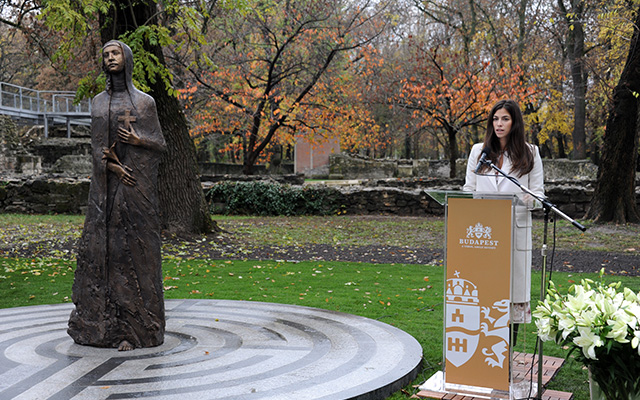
[607,311,631,343]
[623,287,639,303]
[627,303,640,325]
[632,331,640,350]
[533,303,552,319]
[574,326,604,360]
[535,277,640,362]
[566,286,592,313]
[557,315,576,339]
[535,317,558,342]
[575,309,598,328]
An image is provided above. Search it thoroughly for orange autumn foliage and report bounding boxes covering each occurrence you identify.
[178,0,389,172]
[396,42,537,176]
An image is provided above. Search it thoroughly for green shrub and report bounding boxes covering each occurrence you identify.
[207,181,342,216]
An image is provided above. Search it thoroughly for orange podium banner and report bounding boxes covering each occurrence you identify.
[444,196,514,393]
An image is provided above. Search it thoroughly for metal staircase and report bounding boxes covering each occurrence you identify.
[0,81,91,137]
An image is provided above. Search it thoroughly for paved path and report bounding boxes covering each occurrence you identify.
[0,299,422,400]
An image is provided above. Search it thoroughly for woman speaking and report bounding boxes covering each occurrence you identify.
[463,99,544,335]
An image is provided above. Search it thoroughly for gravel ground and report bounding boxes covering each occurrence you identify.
[3,228,639,276]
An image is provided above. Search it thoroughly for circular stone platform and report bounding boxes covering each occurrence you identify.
[0,299,422,400]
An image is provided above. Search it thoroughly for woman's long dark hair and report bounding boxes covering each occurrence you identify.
[478,99,534,177]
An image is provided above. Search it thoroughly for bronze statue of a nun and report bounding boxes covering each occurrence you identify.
[68,40,167,351]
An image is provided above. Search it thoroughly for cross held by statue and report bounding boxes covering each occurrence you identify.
[118,110,137,130]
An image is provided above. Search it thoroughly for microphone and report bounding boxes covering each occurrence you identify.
[474,147,490,173]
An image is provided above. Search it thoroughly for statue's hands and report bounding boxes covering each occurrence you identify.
[104,143,135,185]
[118,126,142,146]
[108,162,136,186]
[102,143,120,163]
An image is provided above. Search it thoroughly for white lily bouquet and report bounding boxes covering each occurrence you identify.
[533,269,640,400]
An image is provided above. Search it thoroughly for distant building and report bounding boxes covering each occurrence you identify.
[294,135,340,176]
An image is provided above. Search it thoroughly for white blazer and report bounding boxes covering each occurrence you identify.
[463,143,544,196]
[463,143,545,304]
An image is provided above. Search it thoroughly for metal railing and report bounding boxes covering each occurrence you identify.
[0,81,91,137]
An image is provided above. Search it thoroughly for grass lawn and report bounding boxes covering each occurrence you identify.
[1,213,640,399]
[2,254,640,399]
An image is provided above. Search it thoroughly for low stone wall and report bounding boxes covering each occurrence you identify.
[2,175,638,219]
[329,153,604,181]
[26,137,91,169]
[326,180,632,219]
[200,162,294,176]
[0,176,90,214]
[0,116,42,176]
[338,186,444,216]
[201,174,304,186]
[0,175,306,215]
[329,154,458,179]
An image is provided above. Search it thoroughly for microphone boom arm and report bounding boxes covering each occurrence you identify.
[482,160,586,232]
[479,158,586,399]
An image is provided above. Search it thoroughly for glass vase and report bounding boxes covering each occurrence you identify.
[589,369,640,400]
[589,370,604,400]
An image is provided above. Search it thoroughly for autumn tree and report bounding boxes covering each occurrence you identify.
[0,2,95,91]
[97,0,215,234]
[179,0,389,174]
[585,4,640,223]
[581,0,638,163]
[398,0,557,175]
[397,39,536,177]
[399,0,542,172]
[358,5,432,159]
[2,0,218,234]
[408,0,635,165]
[548,0,637,161]
[556,0,589,159]
[0,25,36,85]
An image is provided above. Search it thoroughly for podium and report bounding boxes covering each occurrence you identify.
[421,191,537,399]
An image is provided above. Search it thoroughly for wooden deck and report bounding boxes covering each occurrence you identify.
[412,352,573,400]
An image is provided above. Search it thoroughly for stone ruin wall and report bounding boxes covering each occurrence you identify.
[2,118,639,219]
[328,153,601,181]
[2,175,630,219]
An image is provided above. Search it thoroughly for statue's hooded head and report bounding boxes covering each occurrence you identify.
[102,40,136,95]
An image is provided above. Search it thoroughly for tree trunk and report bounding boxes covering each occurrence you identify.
[556,132,567,159]
[100,0,212,234]
[569,45,587,159]
[404,133,412,159]
[585,6,640,223]
[517,0,528,61]
[150,67,213,234]
[243,150,257,175]
[446,124,458,179]
[560,0,588,159]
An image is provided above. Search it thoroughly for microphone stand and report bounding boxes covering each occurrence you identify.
[479,159,586,399]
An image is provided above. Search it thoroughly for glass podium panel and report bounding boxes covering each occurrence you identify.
[419,191,538,399]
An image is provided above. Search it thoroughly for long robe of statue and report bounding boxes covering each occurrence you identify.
[68,40,167,350]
